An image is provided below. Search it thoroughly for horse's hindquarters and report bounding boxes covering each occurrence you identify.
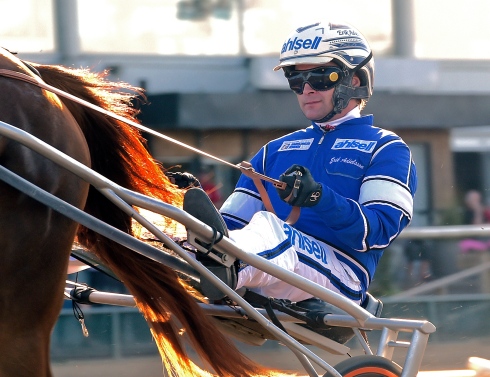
[0,67,90,377]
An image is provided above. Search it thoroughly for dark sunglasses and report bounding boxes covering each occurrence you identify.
[284,66,344,94]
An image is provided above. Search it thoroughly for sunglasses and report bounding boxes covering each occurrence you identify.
[284,66,344,94]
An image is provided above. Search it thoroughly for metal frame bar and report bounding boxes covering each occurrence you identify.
[0,120,435,377]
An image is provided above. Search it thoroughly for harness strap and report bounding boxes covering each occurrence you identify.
[242,289,289,334]
[286,206,301,225]
[238,161,300,225]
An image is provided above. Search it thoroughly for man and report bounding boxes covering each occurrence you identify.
[186,20,416,307]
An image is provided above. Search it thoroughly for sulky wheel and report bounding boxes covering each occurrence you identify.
[323,355,402,377]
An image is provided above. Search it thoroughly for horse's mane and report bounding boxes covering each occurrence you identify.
[31,64,283,377]
[32,65,181,204]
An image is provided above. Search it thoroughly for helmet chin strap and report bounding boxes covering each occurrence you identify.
[312,108,338,124]
[312,75,352,123]
[312,83,370,123]
[313,52,373,124]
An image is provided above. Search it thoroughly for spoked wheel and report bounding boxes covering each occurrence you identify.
[323,355,402,377]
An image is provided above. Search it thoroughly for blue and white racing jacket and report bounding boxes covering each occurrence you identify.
[220,115,417,297]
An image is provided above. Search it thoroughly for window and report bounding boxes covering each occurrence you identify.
[76,0,393,56]
[78,0,241,55]
[3,1,488,60]
[413,0,490,59]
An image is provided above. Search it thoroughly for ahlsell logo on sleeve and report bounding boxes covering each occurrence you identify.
[332,138,376,153]
[278,138,314,151]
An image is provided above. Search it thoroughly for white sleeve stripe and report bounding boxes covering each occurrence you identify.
[363,174,410,190]
[235,187,261,200]
[359,179,414,217]
[351,199,369,252]
[371,139,403,161]
[406,150,413,184]
[369,213,406,249]
[221,213,249,227]
[363,201,412,219]
[219,191,264,224]
[262,145,268,171]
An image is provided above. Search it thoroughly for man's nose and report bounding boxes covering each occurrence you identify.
[302,82,316,93]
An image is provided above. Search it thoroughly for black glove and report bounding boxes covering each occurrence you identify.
[165,171,201,189]
[276,165,322,207]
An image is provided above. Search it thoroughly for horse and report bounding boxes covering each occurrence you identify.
[0,48,288,377]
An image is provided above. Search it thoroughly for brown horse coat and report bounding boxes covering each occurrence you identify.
[0,48,287,377]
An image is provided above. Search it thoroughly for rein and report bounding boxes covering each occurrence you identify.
[0,68,300,224]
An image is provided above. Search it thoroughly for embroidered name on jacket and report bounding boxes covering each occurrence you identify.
[278,138,314,151]
[330,157,365,169]
[332,138,376,153]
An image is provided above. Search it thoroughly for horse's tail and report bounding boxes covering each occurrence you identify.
[33,64,285,377]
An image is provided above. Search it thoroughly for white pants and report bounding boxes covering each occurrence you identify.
[230,211,361,303]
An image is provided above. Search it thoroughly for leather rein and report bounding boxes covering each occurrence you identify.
[0,68,300,224]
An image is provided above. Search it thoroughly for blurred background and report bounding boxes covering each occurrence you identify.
[4,0,490,374]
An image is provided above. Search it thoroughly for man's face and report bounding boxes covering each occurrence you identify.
[293,63,337,121]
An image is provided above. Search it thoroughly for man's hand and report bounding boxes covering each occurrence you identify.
[276,165,322,207]
[165,171,201,189]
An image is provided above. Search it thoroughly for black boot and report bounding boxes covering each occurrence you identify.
[295,297,355,344]
[295,294,383,344]
[183,188,237,301]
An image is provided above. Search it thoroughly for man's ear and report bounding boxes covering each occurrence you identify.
[351,74,361,87]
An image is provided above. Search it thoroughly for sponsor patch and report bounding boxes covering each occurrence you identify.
[332,138,376,153]
[278,138,314,151]
[281,36,322,53]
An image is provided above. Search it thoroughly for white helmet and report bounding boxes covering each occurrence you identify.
[274,21,374,121]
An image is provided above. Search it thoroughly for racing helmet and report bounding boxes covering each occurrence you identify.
[274,21,375,121]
